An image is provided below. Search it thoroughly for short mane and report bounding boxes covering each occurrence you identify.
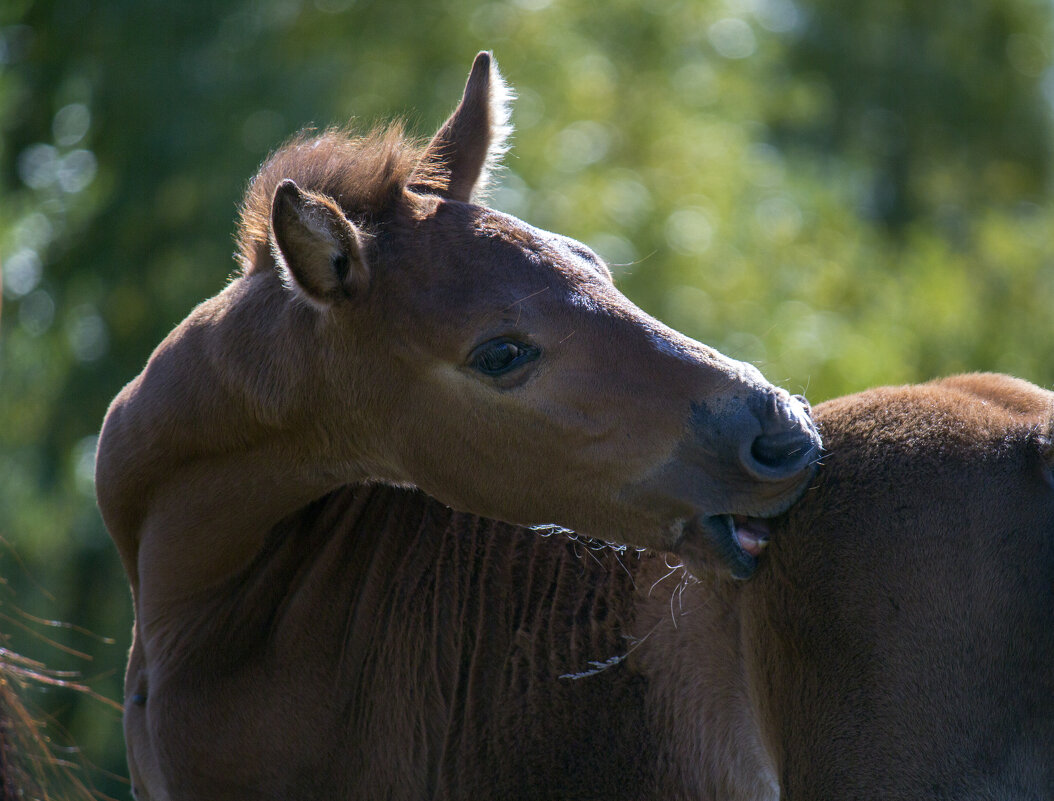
[236,124,441,274]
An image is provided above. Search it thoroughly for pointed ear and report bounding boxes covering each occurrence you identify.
[270,179,369,307]
[411,51,513,202]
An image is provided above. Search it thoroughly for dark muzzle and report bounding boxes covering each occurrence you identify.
[739,393,820,482]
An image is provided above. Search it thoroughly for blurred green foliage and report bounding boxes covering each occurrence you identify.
[1,0,1052,795]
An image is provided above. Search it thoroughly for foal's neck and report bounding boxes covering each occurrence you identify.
[96,278,370,635]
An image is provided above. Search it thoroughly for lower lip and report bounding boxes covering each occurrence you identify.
[732,515,771,557]
[675,514,759,579]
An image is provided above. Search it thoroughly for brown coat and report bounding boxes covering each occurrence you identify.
[109,373,1053,799]
[95,54,820,801]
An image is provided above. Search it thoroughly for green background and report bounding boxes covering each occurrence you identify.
[2,0,1052,796]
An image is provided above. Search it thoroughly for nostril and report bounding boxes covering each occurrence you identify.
[750,429,813,472]
[740,393,820,480]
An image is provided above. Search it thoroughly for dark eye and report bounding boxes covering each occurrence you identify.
[469,338,539,377]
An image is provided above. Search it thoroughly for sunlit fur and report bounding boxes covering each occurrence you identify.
[471,55,514,200]
[237,124,438,276]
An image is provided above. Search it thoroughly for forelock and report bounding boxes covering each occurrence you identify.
[236,124,442,274]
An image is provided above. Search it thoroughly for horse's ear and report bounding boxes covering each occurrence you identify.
[410,51,513,202]
[270,179,369,307]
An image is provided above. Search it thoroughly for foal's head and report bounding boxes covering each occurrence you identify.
[234,53,819,575]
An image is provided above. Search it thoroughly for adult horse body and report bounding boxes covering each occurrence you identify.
[746,373,1054,799]
[119,373,1048,800]
[95,55,819,800]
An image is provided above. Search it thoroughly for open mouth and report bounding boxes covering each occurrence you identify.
[674,514,773,580]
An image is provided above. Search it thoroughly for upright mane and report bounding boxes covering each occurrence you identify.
[236,124,440,275]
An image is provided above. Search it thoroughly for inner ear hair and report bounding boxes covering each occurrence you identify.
[270,179,369,307]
